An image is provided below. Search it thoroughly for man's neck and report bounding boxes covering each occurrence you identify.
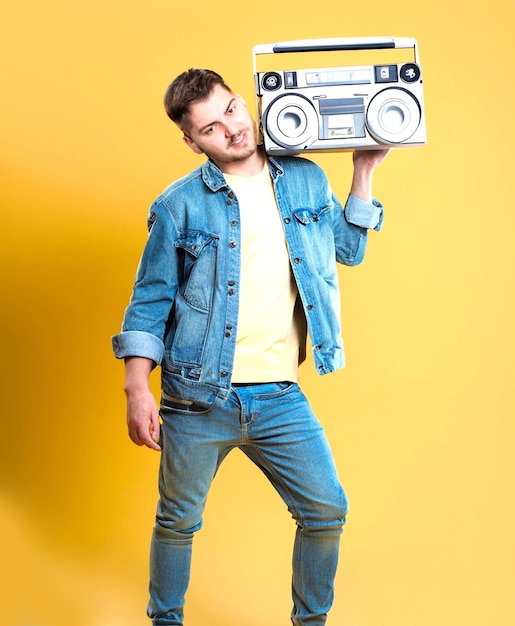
[218,146,266,177]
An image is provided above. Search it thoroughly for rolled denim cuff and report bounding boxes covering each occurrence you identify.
[111,330,164,364]
[345,194,384,231]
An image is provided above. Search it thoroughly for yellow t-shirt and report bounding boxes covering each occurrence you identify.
[224,164,302,383]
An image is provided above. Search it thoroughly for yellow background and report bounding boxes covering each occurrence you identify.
[1,0,514,624]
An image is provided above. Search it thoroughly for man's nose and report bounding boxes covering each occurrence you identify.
[224,121,240,137]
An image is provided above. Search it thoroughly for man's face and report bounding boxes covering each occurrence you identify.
[181,84,259,172]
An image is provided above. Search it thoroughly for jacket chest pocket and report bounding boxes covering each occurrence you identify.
[171,231,219,367]
[175,232,219,311]
[291,205,336,270]
[292,204,332,226]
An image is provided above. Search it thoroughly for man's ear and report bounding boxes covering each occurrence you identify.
[183,134,204,155]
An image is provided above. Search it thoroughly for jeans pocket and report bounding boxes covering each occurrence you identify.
[160,391,209,414]
[252,381,296,399]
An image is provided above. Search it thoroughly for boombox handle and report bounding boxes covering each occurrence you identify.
[252,37,420,73]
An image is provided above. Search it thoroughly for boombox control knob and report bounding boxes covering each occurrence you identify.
[262,72,282,91]
[400,63,421,83]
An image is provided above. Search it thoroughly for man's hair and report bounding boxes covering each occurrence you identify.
[164,68,232,129]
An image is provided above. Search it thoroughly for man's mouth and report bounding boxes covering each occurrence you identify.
[231,132,246,147]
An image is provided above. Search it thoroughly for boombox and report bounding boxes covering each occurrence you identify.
[253,37,426,154]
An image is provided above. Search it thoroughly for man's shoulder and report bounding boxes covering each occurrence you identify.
[273,154,324,174]
[159,164,204,198]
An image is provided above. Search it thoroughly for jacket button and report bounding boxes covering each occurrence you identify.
[307,304,313,310]
[228,280,235,286]
[284,217,291,224]
[226,199,233,205]
[230,220,237,227]
[228,191,235,198]
[228,288,235,296]
[229,241,237,248]
[221,371,228,377]
[294,257,300,264]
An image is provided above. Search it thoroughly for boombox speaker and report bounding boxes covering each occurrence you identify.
[253,37,426,154]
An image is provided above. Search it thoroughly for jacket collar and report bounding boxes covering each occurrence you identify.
[200,155,285,191]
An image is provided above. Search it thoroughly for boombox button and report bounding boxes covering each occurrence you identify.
[375,65,398,83]
[284,71,298,88]
[400,63,421,83]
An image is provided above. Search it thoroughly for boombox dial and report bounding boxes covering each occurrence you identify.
[253,37,427,154]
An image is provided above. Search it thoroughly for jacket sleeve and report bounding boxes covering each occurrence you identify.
[330,190,384,267]
[111,199,179,364]
[344,193,384,231]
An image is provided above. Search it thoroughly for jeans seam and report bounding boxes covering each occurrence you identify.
[245,444,303,525]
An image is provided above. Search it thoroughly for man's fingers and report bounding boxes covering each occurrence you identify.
[128,422,161,450]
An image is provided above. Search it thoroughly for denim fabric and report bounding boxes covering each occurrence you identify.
[149,382,348,625]
[112,156,383,404]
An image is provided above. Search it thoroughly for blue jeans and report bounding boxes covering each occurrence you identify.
[148,382,348,625]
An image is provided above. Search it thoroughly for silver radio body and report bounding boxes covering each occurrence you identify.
[253,37,426,154]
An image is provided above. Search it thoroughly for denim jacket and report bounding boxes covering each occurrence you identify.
[112,155,383,404]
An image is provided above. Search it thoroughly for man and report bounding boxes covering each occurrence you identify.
[112,68,388,625]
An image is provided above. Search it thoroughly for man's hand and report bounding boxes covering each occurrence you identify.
[126,388,161,451]
[124,356,161,451]
[353,148,390,170]
[350,148,390,203]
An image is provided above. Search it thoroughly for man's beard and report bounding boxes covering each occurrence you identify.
[222,124,258,162]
